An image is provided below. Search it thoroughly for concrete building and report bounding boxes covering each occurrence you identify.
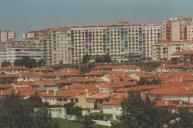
[70,22,161,63]
[152,41,193,61]
[161,17,192,41]
[0,30,16,45]
[40,38,52,66]
[0,38,42,65]
[51,30,71,65]
[22,21,161,64]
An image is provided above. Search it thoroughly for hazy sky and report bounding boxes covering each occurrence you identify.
[0,0,193,35]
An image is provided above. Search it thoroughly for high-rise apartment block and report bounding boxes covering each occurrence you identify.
[161,17,193,41]
[69,23,161,63]
[0,30,16,45]
[22,21,161,65]
[0,38,42,65]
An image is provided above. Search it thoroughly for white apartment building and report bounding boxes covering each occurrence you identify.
[70,23,161,63]
[0,30,16,45]
[161,17,193,41]
[0,38,42,65]
[70,26,107,63]
[152,41,193,61]
[51,30,71,65]
[40,38,52,66]
[22,21,161,64]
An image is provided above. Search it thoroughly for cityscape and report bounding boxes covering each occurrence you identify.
[1,0,193,128]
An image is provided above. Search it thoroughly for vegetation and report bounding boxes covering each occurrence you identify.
[37,59,46,67]
[111,91,193,128]
[83,54,91,64]
[54,118,109,128]
[82,115,95,128]
[127,60,162,71]
[14,56,38,68]
[90,112,112,121]
[27,95,43,108]
[137,78,161,85]
[52,64,79,70]
[95,54,112,63]
[0,94,58,128]
[64,102,83,120]
[1,60,11,67]
[172,108,193,128]
[111,92,176,128]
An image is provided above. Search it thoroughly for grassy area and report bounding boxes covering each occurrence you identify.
[54,118,109,128]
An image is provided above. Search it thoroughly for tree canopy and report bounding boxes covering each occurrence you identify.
[113,92,175,128]
[14,56,38,68]
[64,102,83,120]
[1,60,11,67]
[95,54,112,63]
[0,94,58,128]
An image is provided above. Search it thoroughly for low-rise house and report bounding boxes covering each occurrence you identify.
[149,86,193,103]
[102,93,127,120]
[86,93,112,110]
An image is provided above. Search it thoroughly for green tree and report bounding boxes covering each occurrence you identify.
[173,108,193,128]
[82,115,94,128]
[27,58,37,68]
[64,102,83,120]
[32,108,58,128]
[95,54,112,63]
[82,54,91,64]
[38,59,46,67]
[1,60,11,67]
[64,102,75,115]
[14,56,37,68]
[113,92,174,128]
[103,53,112,63]
[0,94,33,128]
[0,94,58,128]
[28,95,43,108]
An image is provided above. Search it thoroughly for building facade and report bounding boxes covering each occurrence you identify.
[23,21,161,64]
[152,41,193,61]
[161,17,193,41]
[0,38,42,65]
[0,30,16,45]
[70,23,161,63]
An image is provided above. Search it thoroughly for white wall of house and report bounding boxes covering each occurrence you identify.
[150,94,193,103]
[41,96,71,105]
[103,104,122,120]
[48,107,66,119]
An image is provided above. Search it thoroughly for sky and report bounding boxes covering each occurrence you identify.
[0,0,193,36]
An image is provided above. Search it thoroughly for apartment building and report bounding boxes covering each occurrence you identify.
[40,38,52,66]
[23,21,161,64]
[152,41,193,61]
[0,38,42,65]
[0,30,16,45]
[70,26,107,63]
[51,29,71,65]
[70,23,161,63]
[161,17,192,41]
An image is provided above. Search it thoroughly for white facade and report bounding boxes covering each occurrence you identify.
[152,41,193,61]
[103,104,122,120]
[150,94,193,103]
[0,47,42,65]
[161,17,193,41]
[0,38,42,65]
[51,30,71,65]
[0,30,16,44]
[40,38,53,66]
[70,23,161,63]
